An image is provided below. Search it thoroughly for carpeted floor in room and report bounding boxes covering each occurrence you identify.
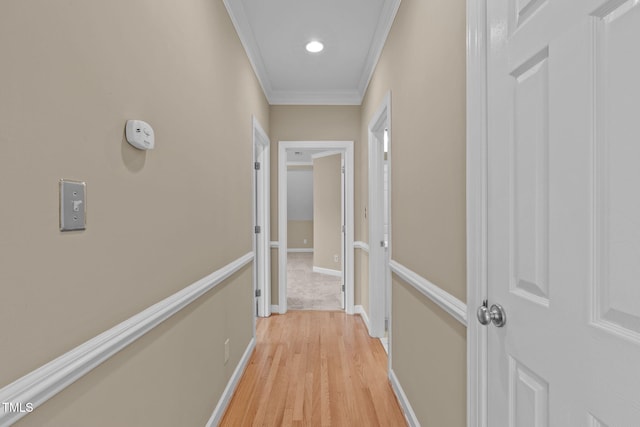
[287,252,343,310]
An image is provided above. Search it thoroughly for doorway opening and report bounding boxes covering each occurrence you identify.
[368,92,392,353]
[278,141,355,314]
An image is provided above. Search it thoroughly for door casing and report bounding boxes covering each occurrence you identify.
[253,116,271,319]
[466,0,489,426]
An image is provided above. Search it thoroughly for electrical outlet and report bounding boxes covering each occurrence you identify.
[334,254,339,263]
[303,238,308,244]
[224,339,230,364]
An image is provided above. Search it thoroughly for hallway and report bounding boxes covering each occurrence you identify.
[220,311,406,426]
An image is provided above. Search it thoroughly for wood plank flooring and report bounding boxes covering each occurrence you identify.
[220,311,407,426]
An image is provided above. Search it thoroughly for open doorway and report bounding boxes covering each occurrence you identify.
[286,150,343,310]
[278,141,354,314]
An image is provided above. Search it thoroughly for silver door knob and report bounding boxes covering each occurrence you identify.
[477,303,507,327]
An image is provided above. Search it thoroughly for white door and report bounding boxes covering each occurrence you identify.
[341,154,346,310]
[368,105,391,338]
[486,0,640,425]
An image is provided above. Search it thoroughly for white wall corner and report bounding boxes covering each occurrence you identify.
[206,337,256,426]
[389,369,420,427]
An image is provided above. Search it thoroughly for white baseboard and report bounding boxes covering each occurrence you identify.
[287,248,313,253]
[206,337,256,427]
[354,305,371,336]
[0,252,254,427]
[379,337,389,354]
[312,266,342,277]
[389,369,420,427]
[270,305,279,314]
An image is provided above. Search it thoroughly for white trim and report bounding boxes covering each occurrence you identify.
[287,248,313,253]
[287,161,313,167]
[311,150,343,160]
[356,0,402,102]
[390,260,468,326]
[269,90,362,106]
[222,0,271,101]
[354,305,371,335]
[279,141,355,315]
[253,116,271,319]
[467,0,488,425]
[379,337,389,354]
[0,253,254,427]
[312,266,342,277]
[389,369,419,427]
[270,241,279,248]
[223,0,400,105]
[353,241,370,253]
[205,337,256,427]
[270,305,279,313]
[368,91,392,339]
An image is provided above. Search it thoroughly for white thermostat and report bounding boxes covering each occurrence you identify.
[125,120,155,150]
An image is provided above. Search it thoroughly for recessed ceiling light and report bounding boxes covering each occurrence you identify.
[305,40,324,53]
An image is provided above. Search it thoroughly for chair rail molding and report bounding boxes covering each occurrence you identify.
[389,260,468,326]
[353,241,370,253]
[0,252,254,427]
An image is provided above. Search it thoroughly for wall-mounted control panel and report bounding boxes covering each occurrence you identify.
[60,180,86,231]
[125,120,155,150]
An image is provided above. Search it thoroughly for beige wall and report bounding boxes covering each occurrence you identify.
[287,220,314,249]
[313,154,343,271]
[269,106,360,304]
[0,1,268,425]
[392,277,467,426]
[360,0,467,424]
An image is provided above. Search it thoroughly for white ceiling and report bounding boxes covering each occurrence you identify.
[223,0,401,105]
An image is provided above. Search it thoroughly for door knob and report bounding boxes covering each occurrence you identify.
[477,302,507,327]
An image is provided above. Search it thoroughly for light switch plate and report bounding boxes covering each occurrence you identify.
[60,180,86,231]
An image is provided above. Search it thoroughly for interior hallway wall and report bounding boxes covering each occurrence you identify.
[0,1,268,425]
[268,106,361,306]
[287,166,314,250]
[359,0,467,424]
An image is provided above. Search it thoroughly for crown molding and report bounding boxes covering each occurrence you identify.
[223,0,401,106]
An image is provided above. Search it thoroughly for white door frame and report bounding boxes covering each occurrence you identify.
[368,91,392,340]
[466,0,488,425]
[252,116,271,318]
[278,141,355,315]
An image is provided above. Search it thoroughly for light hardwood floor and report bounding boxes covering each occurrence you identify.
[220,311,407,426]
